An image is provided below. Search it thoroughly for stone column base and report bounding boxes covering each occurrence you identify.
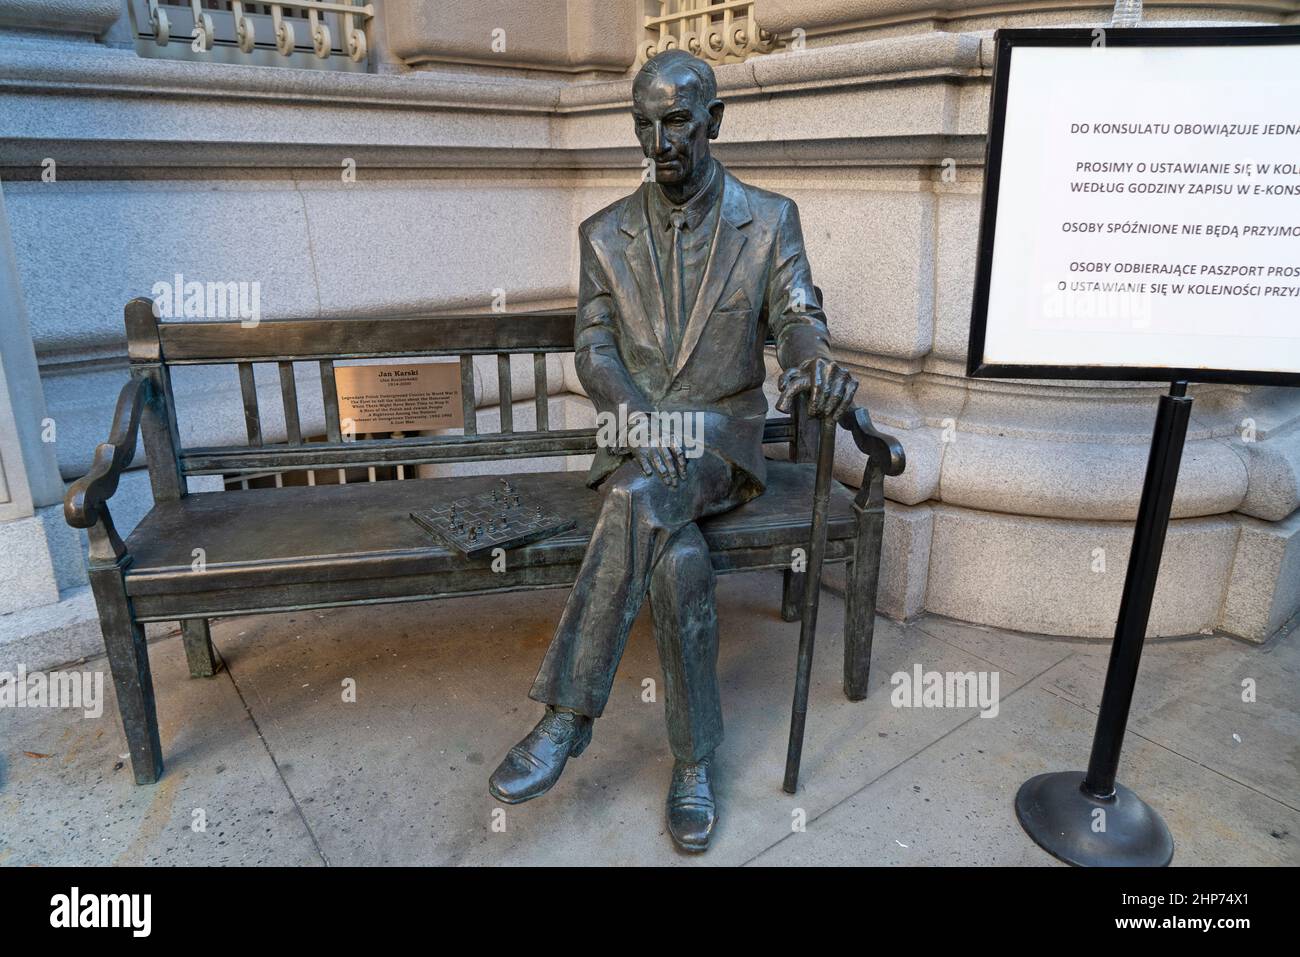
[874,501,1299,643]
[0,502,87,616]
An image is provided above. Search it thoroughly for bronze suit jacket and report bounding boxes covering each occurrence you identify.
[576,165,831,494]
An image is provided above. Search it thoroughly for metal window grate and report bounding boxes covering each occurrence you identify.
[127,0,373,71]
[639,0,778,66]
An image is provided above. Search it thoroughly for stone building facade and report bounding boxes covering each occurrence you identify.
[1,0,1297,654]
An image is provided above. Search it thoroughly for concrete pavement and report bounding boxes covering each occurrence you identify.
[2,573,1296,866]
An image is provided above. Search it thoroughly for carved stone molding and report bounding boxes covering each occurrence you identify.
[754,0,1300,39]
[0,0,124,36]
[384,0,639,73]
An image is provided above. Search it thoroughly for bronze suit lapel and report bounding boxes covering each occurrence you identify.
[619,187,673,364]
[672,173,752,379]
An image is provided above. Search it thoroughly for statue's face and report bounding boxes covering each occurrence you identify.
[632,65,722,189]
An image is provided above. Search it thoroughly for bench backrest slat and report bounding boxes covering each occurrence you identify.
[497,354,514,432]
[237,362,262,447]
[278,361,302,445]
[177,421,796,475]
[319,359,343,443]
[533,353,549,432]
[146,310,576,364]
[459,355,477,436]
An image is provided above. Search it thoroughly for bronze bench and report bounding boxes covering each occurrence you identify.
[65,298,904,784]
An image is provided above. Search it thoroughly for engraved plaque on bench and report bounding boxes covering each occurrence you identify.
[334,361,464,433]
[410,478,576,558]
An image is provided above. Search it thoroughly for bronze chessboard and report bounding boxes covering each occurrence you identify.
[410,478,576,558]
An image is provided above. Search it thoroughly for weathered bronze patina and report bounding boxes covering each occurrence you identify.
[489,50,857,852]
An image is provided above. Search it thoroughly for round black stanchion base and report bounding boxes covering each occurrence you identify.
[1015,771,1174,867]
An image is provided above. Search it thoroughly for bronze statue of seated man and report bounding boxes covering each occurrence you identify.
[489,49,856,853]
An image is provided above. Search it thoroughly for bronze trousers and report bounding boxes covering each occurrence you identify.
[529,453,751,761]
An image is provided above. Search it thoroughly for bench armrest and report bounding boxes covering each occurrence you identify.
[840,405,906,478]
[64,377,148,562]
[837,405,905,511]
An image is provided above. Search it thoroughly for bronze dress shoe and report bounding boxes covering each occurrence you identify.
[488,707,593,805]
[667,756,716,852]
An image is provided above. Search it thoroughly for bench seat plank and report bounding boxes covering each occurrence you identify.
[122,461,856,620]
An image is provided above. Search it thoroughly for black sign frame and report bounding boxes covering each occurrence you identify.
[966,26,1300,387]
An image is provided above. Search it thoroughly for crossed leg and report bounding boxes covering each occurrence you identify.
[529,452,746,751]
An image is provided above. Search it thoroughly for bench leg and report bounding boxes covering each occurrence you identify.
[843,499,886,701]
[89,562,163,784]
[781,569,804,622]
[181,619,220,678]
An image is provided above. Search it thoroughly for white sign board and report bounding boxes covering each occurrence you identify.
[969,29,1300,385]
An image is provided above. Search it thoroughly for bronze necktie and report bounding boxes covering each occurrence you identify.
[667,208,687,359]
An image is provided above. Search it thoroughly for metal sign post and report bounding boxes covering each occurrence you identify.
[1014,381,1187,866]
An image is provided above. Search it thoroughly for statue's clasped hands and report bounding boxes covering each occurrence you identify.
[776,357,858,421]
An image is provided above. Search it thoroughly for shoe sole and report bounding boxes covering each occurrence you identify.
[488,779,553,805]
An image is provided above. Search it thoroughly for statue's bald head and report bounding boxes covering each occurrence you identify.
[631,51,724,198]
[634,50,718,106]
